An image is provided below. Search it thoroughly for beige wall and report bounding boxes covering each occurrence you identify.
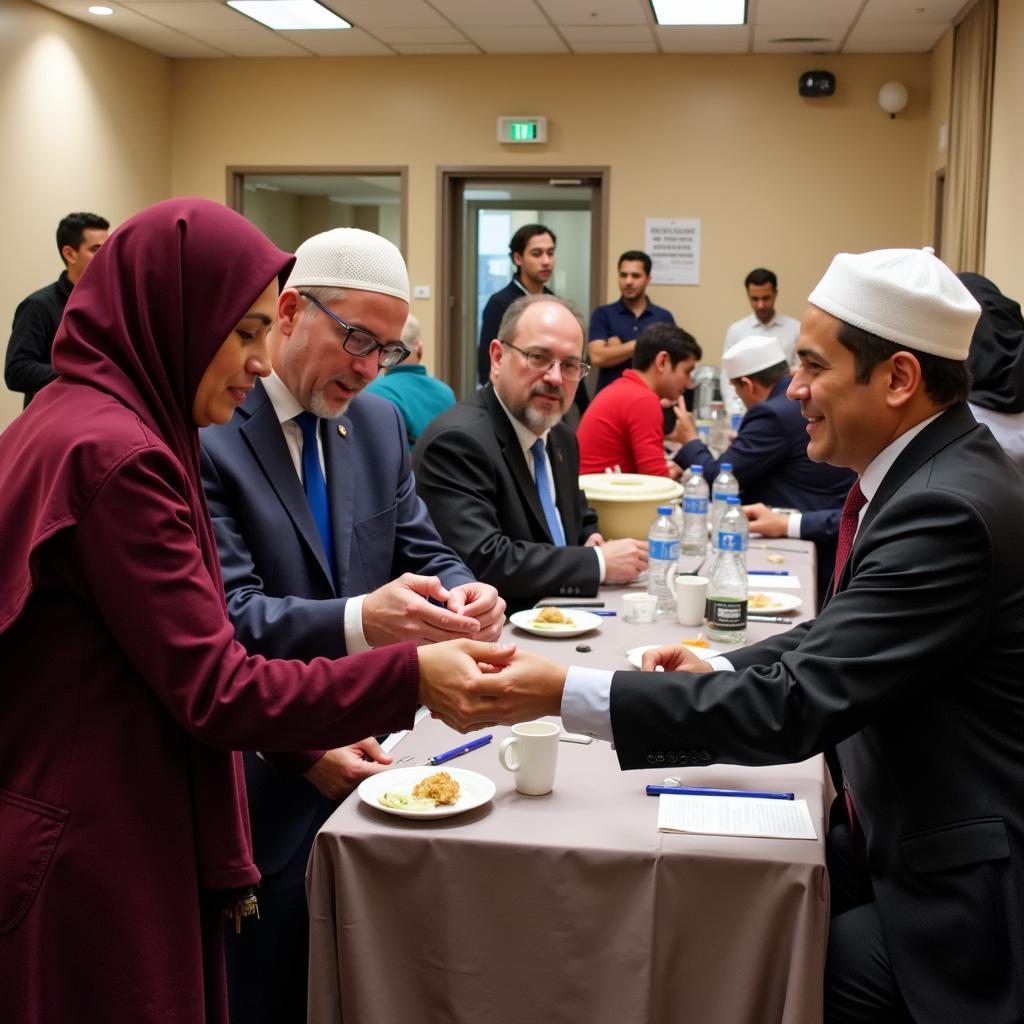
[985,0,1024,298]
[0,0,171,428]
[170,52,933,373]
[925,27,954,247]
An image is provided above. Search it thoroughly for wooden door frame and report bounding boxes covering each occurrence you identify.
[437,166,610,391]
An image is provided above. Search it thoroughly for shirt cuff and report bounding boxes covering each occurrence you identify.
[593,545,606,583]
[344,594,372,653]
[787,513,802,539]
[706,655,735,671]
[561,666,615,741]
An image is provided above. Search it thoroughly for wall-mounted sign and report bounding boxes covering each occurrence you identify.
[644,218,701,285]
[497,116,548,144]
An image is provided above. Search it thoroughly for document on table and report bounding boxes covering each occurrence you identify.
[747,573,802,590]
[657,794,817,840]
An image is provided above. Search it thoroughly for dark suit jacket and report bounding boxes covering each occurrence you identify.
[412,385,600,611]
[200,383,472,873]
[611,405,1024,1023]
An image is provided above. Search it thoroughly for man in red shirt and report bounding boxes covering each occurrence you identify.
[577,322,701,478]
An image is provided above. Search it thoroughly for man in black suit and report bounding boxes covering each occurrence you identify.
[414,293,647,611]
[436,249,1024,1023]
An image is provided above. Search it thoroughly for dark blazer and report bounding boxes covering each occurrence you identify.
[200,383,472,869]
[611,405,1024,1023]
[412,385,601,611]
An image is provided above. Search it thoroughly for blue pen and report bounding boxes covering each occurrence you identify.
[646,785,794,800]
[589,610,617,616]
[748,570,791,576]
[427,734,493,766]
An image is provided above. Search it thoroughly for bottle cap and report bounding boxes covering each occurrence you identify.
[690,465,703,473]
[657,506,672,515]
[720,463,733,472]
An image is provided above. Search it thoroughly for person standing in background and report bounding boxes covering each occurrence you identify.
[5,211,109,406]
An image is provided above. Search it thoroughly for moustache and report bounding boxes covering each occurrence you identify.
[530,384,564,399]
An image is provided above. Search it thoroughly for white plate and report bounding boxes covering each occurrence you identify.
[626,643,720,669]
[358,766,496,820]
[509,608,603,638]
[748,591,802,613]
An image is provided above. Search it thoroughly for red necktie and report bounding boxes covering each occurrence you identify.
[833,481,866,595]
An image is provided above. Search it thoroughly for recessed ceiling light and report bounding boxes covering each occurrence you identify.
[650,0,746,26]
[226,0,352,31]
[88,5,114,14]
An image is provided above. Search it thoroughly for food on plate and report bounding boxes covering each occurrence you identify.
[377,791,436,811]
[533,607,574,626]
[767,554,785,564]
[412,770,461,805]
[748,593,782,610]
[681,635,709,648]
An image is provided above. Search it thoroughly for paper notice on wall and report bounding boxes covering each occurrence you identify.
[657,794,817,840]
[645,218,701,285]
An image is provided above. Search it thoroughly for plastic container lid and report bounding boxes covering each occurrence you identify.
[578,473,683,504]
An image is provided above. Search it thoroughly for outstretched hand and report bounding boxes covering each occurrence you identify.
[639,644,710,673]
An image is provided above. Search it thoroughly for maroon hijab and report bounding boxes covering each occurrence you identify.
[0,198,293,890]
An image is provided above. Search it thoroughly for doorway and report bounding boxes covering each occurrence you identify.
[439,168,608,398]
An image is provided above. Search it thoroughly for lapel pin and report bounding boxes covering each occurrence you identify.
[337,424,347,437]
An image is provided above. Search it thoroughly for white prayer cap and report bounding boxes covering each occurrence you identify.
[808,247,980,360]
[722,335,788,380]
[285,228,409,302]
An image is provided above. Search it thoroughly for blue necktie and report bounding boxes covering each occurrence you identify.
[295,412,336,579]
[530,437,565,546]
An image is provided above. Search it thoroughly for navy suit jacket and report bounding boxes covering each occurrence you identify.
[614,405,1024,1023]
[200,383,472,872]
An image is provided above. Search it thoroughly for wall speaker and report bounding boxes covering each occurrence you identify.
[799,71,836,97]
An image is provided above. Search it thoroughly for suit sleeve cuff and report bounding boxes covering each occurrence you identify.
[344,594,372,652]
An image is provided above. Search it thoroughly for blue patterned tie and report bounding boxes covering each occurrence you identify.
[530,437,566,546]
[295,412,336,579]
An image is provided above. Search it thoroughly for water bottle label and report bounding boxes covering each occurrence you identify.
[717,531,745,552]
[648,538,679,561]
[731,413,743,432]
[707,597,747,631]
[683,496,708,515]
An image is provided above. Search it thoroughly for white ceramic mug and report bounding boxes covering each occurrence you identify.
[675,574,709,627]
[622,592,657,624]
[498,721,560,795]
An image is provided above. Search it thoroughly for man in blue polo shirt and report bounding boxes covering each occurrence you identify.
[587,250,675,394]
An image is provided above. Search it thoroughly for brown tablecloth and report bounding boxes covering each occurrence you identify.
[307,539,828,1024]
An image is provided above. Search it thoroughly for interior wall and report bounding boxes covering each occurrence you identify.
[926,27,954,247]
[170,52,932,375]
[0,0,171,429]
[984,0,1023,299]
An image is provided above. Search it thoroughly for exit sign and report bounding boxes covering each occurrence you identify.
[497,116,548,144]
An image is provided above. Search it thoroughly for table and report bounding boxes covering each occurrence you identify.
[308,539,828,1024]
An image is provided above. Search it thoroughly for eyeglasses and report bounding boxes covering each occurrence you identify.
[298,291,410,369]
[500,340,590,381]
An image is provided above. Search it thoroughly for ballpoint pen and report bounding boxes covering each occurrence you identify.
[748,570,791,576]
[426,734,493,766]
[646,784,794,800]
[747,614,793,624]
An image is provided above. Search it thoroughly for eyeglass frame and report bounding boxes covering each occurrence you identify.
[297,290,411,369]
[499,339,591,381]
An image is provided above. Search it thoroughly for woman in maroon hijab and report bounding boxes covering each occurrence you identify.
[0,199,508,1022]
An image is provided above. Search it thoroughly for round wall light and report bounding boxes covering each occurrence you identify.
[878,81,909,118]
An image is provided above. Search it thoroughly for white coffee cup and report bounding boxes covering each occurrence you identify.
[675,574,709,627]
[622,592,657,623]
[498,721,560,795]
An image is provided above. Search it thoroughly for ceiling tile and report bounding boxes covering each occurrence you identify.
[191,28,313,55]
[120,2,257,31]
[570,38,656,52]
[461,25,569,53]
[858,0,967,23]
[753,24,843,52]
[429,0,549,26]
[539,0,650,27]
[326,0,449,29]
[657,25,749,53]
[373,26,468,43]
[112,27,229,56]
[389,42,481,54]
[277,27,394,55]
[757,0,862,20]
[844,23,950,51]
[560,25,653,44]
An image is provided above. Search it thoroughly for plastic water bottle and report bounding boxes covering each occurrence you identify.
[680,466,709,557]
[708,401,730,456]
[727,393,746,433]
[711,463,739,547]
[706,498,748,643]
[719,495,748,568]
[647,505,680,617]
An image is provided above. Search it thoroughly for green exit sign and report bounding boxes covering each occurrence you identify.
[497,116,548,144]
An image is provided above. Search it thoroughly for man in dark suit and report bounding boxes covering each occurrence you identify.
[673,333,857,603]
[437,249,1024,1024]
[415,293,647,612]
[200,228,504,1024]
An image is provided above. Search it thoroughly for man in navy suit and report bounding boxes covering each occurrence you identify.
[200,228,503,1024]
[437,249,1024,1024]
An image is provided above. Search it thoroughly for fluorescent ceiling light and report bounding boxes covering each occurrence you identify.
[88,5,114,14]
[226,0,351,31]
[651,0,746,26]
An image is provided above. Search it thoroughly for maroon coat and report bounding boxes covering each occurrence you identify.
[0,200,419,1021]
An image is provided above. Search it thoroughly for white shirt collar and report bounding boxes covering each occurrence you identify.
[261,370,305,424]
[493,390,551,463]
[859,411,944,502]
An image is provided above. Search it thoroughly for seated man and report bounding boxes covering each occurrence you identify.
[364,313,455,446]
[673,334,856,601]
[413,293,648,611]
[577,322,701,478]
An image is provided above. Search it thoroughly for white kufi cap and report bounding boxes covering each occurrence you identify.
[722,335,787,380]
[285,228,409,301]
[808,247,980,360]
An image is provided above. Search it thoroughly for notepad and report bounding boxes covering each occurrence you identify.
[657,794,817,840]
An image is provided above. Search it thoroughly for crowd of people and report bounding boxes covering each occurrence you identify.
[2,203,1022,1024]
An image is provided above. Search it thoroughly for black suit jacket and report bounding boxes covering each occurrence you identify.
[610,405,1024,1024]
[412,386,600,610]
